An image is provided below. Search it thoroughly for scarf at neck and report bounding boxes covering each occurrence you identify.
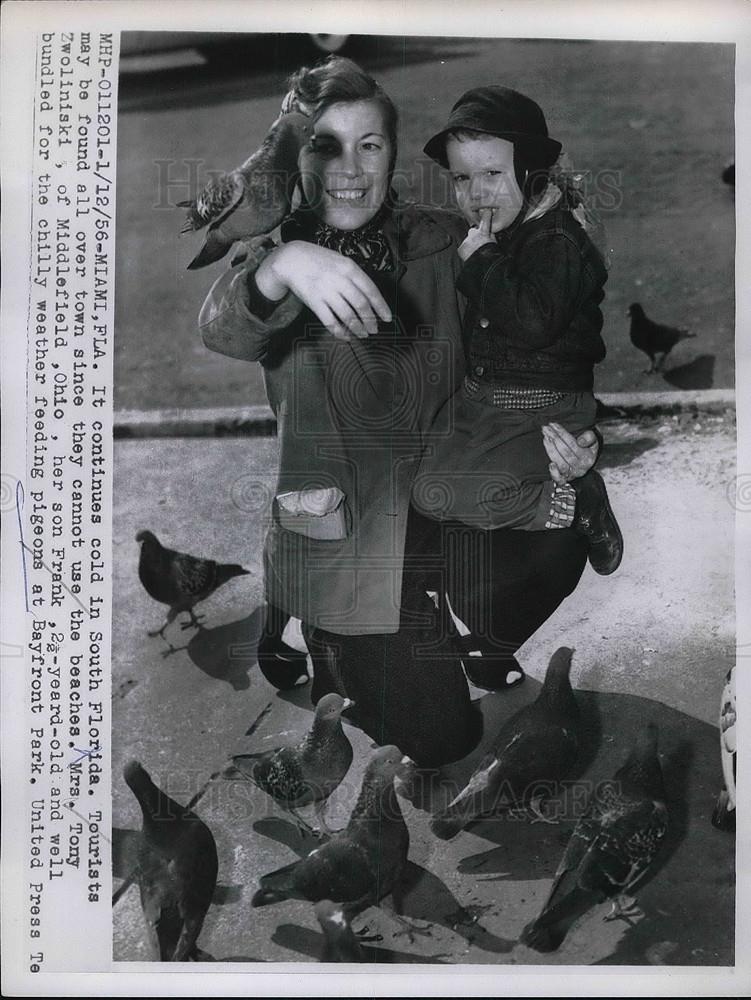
[281,206,394,273]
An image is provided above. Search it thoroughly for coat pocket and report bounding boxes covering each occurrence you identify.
[275,487,350,541]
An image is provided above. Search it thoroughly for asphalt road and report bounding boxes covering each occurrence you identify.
[114,35,735,410]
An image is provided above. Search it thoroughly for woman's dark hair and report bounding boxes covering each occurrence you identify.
[446,128,551,205]
[287,56,399,171]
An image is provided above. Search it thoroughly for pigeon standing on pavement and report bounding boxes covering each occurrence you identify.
[252,745,412,914]
[123,760,219,962]
[520,722,668,952]
[179,109,310,270]
[431,647,581,840]
[627,302,696,373]
[227,693,355,835]
[136,530,250,648]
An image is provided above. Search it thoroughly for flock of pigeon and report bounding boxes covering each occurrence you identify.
[125,533,678,964]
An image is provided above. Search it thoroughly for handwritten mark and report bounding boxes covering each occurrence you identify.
[16,482,30,612]
[21,540,89,615]
[65,801,111,846]
[70,743,102,766]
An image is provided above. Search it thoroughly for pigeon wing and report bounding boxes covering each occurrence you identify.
[251,746,309,805]
[254,837,376,908]
[180,171,244,234]
[578,797,668,896]
[137,845,184,960]
[491,719,579,799]
[170,552,217,601]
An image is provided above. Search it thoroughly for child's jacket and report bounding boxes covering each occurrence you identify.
[457,204,608,391]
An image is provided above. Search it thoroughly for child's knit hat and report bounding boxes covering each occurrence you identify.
[424,86,562,169]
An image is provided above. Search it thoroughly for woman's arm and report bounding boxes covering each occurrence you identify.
[199,240,394,359]
[198,239,304,362]
[255,242,392,340]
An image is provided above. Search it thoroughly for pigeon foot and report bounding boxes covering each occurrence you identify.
[391,914,434,942]
[288,807,323,840]
[527,796,559,825]
[180,611,206,631]
[604,894,642,925]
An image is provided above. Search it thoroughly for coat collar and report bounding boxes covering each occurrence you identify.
[384,203,455,262]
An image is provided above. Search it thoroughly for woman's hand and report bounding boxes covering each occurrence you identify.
[542,422,600,484]
[255,241,392,340]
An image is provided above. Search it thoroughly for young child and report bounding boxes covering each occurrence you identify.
[413,85,623,575]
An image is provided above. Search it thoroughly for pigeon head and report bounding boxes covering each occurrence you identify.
[314,693,354,722]
[627,303,644,317]
[123,758,153,792]
[544,646,575,682]
[276,110,311,141]
[272,111,311,177]
[135,529,160,548]
[366,744,410,783]
[617,722,665,799]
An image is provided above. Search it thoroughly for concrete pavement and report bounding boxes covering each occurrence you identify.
[111,404,736,966]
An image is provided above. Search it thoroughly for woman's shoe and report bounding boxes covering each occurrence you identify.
[458,638,526,692]
[256,634,309,691]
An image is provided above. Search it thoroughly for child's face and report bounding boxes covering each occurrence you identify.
[446,135,524,234]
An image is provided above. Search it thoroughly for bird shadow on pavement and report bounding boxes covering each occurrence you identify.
[252,816,323,857]
[661,354,715,390]
[186,608,264,690]
[271,921,449,963]
[112,827,140,880]
[274,684,316,712]
[397,860,515,955]
[597,437,661,470]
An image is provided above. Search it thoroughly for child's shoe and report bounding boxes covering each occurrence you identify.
[571,470,623,575]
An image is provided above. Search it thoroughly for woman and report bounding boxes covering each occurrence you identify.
[199,57,597,765]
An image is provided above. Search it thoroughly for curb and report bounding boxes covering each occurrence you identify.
[114,389,736,439]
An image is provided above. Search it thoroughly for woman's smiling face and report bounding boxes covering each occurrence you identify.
[299,100,392,230]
